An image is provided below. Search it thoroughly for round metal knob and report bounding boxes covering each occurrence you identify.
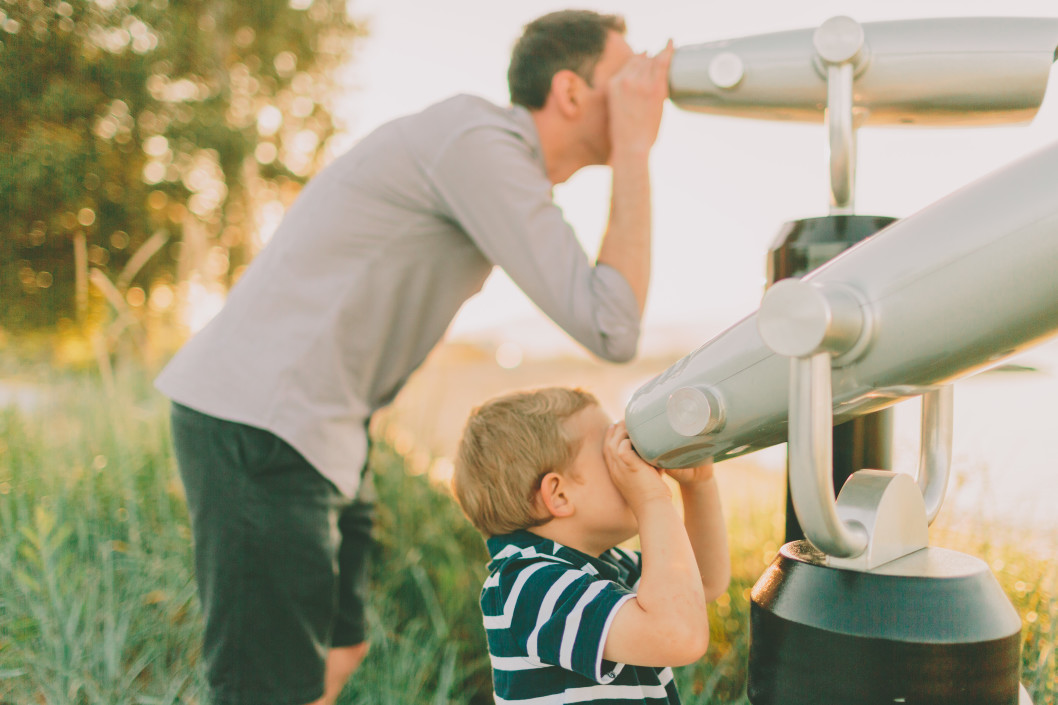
[708,52,745,89]
[667,386,724,437]
[758,279,864,359]
[813,15,866,65]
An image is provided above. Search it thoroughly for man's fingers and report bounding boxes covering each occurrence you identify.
[613,41,673,86]
[651,41,674,92]
[654,40,674,66]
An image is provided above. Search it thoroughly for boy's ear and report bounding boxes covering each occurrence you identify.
[537,471,575,518]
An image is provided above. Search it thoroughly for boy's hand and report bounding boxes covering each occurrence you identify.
[604,421,671,512]
[601,419,713,669]
[665,459,715,485]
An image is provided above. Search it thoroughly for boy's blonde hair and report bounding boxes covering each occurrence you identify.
[453,387,599,537]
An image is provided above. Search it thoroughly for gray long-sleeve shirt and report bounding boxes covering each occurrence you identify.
[155,94,641,497]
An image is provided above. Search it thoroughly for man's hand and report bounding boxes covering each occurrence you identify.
[596,40,674,317]
[603,421,671,513]
[607,40,674,158]
[665,459,715,486]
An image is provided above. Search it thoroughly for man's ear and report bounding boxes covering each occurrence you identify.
[537,471,575,518]
[546,70,583,119]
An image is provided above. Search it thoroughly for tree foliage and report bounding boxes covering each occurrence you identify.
[0,0,363,336]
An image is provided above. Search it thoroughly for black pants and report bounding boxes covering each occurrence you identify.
[170,402,375,705]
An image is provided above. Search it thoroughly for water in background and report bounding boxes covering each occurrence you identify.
[823,337,1058,537]
[891,343,1058,533]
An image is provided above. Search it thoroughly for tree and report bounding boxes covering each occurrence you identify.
[0,0,363,348]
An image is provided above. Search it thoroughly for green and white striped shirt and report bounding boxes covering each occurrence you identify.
[482,531,681,704]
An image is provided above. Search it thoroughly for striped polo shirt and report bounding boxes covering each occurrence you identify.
[482,531,681,704]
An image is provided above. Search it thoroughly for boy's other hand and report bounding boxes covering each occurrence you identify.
[665,459,715,485]
[604,421,672,512]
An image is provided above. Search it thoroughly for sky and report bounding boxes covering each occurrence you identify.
[335,0,1058,357]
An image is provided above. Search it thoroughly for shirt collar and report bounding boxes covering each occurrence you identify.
[506,103,544,170]
[486,529,624,581]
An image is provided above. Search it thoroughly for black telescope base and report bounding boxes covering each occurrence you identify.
[748,541,1024,705]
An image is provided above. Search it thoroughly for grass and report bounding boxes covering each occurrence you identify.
[0,368,1054,704]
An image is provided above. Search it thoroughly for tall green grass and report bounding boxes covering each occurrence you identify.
[1,369,1054,704]
[0,370,204,704]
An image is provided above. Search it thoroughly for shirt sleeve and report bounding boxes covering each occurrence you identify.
[427,125,641,363]
[501,561,636,684]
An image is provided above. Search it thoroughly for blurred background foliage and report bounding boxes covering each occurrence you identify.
[0,0,362,364]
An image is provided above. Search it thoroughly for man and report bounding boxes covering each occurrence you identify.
[157,10,674,705]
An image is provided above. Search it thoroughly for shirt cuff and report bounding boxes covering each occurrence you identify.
[591,264,642,362]
[594,592,636,684]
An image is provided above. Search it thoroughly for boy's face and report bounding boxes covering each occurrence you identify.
[563,405,639,552]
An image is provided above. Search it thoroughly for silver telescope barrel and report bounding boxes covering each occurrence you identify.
[670,17,1058,127]
[625,139,1058,469]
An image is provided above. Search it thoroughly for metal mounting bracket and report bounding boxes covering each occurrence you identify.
[759,278,955,571]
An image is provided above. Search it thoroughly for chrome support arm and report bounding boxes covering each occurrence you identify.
[759,279,872,558]
[825,63,856,213]
[789,352,869,557]
[918,386,954,525]
[813,16,867,214]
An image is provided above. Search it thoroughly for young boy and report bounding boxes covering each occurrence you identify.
[453,387,730,704]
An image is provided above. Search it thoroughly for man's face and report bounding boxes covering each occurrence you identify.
[578,31,635,165]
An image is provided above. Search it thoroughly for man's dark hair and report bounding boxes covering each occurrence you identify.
[508,10,626,110]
